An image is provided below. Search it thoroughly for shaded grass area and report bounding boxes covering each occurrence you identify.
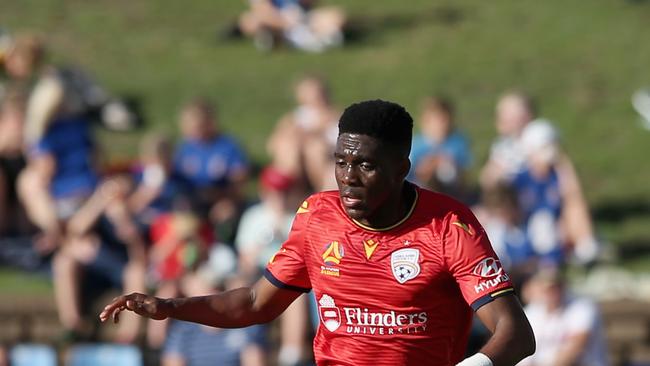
[1,1,649,293]
[0,268,52,294]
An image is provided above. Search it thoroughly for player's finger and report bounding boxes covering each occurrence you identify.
[126,299,151,317]
[126,299,139,311]
[112,307,121,324]
[100,297,126,322]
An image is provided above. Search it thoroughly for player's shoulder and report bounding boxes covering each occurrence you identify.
[415,186,482,236]
[417,186,474,219]
[295,190,339,215]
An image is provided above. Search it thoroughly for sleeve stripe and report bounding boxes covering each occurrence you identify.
[263,269,311,293]
[490,288,515,298]
[470,287,515,311]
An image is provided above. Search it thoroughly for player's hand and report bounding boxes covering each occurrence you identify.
[99,292,170,323]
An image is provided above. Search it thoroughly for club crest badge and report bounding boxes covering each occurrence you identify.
[318,294,341,332]
[391,248,421,284]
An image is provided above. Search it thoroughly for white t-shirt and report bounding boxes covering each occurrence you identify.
[519,296,609,366]
[235,203,294,269]
[489,136,526,180]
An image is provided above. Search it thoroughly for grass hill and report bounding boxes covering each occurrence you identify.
[2,0,650,270]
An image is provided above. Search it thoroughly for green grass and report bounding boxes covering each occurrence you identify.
[0,268,52,294]
[2,0,649,270]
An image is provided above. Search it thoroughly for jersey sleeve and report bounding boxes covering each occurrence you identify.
[442,206,514,311]
[264,196,315,293]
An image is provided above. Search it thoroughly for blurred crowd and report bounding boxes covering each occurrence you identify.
[223,0,347,53]
[0,30,610,366]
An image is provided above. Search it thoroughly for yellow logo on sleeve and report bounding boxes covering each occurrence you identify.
[296,200,309,214]
[452,220,474,236]
[268,248,286,264]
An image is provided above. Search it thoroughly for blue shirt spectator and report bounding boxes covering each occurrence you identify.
[408,130,472,181]
[479,184,537,271]
[132,168,193,219]
[407,96,471,200]
[271,0,304,9]
[163,321,266,366]
[173,135,248,189]
[173,98,250,243]
[31,117,98,199]
[511,167,564,263]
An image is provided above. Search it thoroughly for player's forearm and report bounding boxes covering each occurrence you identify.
[474,296,536,365]
[162,287,270,328]
[479,316,536,366]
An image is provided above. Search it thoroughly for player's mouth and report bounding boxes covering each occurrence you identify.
[340,190,365,209]
[341,196,363,207]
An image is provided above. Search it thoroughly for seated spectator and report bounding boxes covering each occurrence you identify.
[162,246,267,366]
[52,178,146,342]
[0,90,30,236]
[0,90,47,273]
[476,184,536,274]
[267,75,339,191]
[173,98,249,243]
[235,166,310,366]
[3,32,139,138]
[511,119,599,264]
[17,106,99,256]
[480,91,536,188]
[148,210,214,286]
[0,33,44,91]
[236,166,299,278]
[146,205,215,349]
[235,0,346,52]
[408,96,471,199]
[518,266,608,366]
[127,133,192,228]
[1,32,136,145]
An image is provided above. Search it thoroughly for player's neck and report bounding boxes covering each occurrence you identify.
[355,182,416,230]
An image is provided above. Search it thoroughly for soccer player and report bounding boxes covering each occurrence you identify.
[101,100,535,366]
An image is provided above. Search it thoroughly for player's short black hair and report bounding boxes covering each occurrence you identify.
[338,99,413,157]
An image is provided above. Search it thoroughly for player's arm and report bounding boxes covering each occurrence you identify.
[443,207,534,366]
[468,295,535,366]
[99,275,302,328]
[101,194,316,328]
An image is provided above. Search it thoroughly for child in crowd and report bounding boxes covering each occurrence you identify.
[409,96,472,200]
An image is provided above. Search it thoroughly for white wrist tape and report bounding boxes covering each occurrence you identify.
[456,352,493,366]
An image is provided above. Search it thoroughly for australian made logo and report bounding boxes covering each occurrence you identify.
[318,294,428,335]
[391,248,421,284]
[321,241,344,277]
[473,257,509,293]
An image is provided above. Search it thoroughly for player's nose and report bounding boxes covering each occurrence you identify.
[339,164,360,186]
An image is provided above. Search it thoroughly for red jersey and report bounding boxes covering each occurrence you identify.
[265,186,514,366]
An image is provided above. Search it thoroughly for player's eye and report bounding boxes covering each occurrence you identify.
[360,163,375,171]
[335,160,347,168]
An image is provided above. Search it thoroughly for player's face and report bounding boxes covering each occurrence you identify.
[334,133,408,224]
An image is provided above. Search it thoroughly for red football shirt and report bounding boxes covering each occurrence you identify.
[265,185,514,366]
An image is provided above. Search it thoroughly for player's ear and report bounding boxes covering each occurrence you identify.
[397,156,410,181]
